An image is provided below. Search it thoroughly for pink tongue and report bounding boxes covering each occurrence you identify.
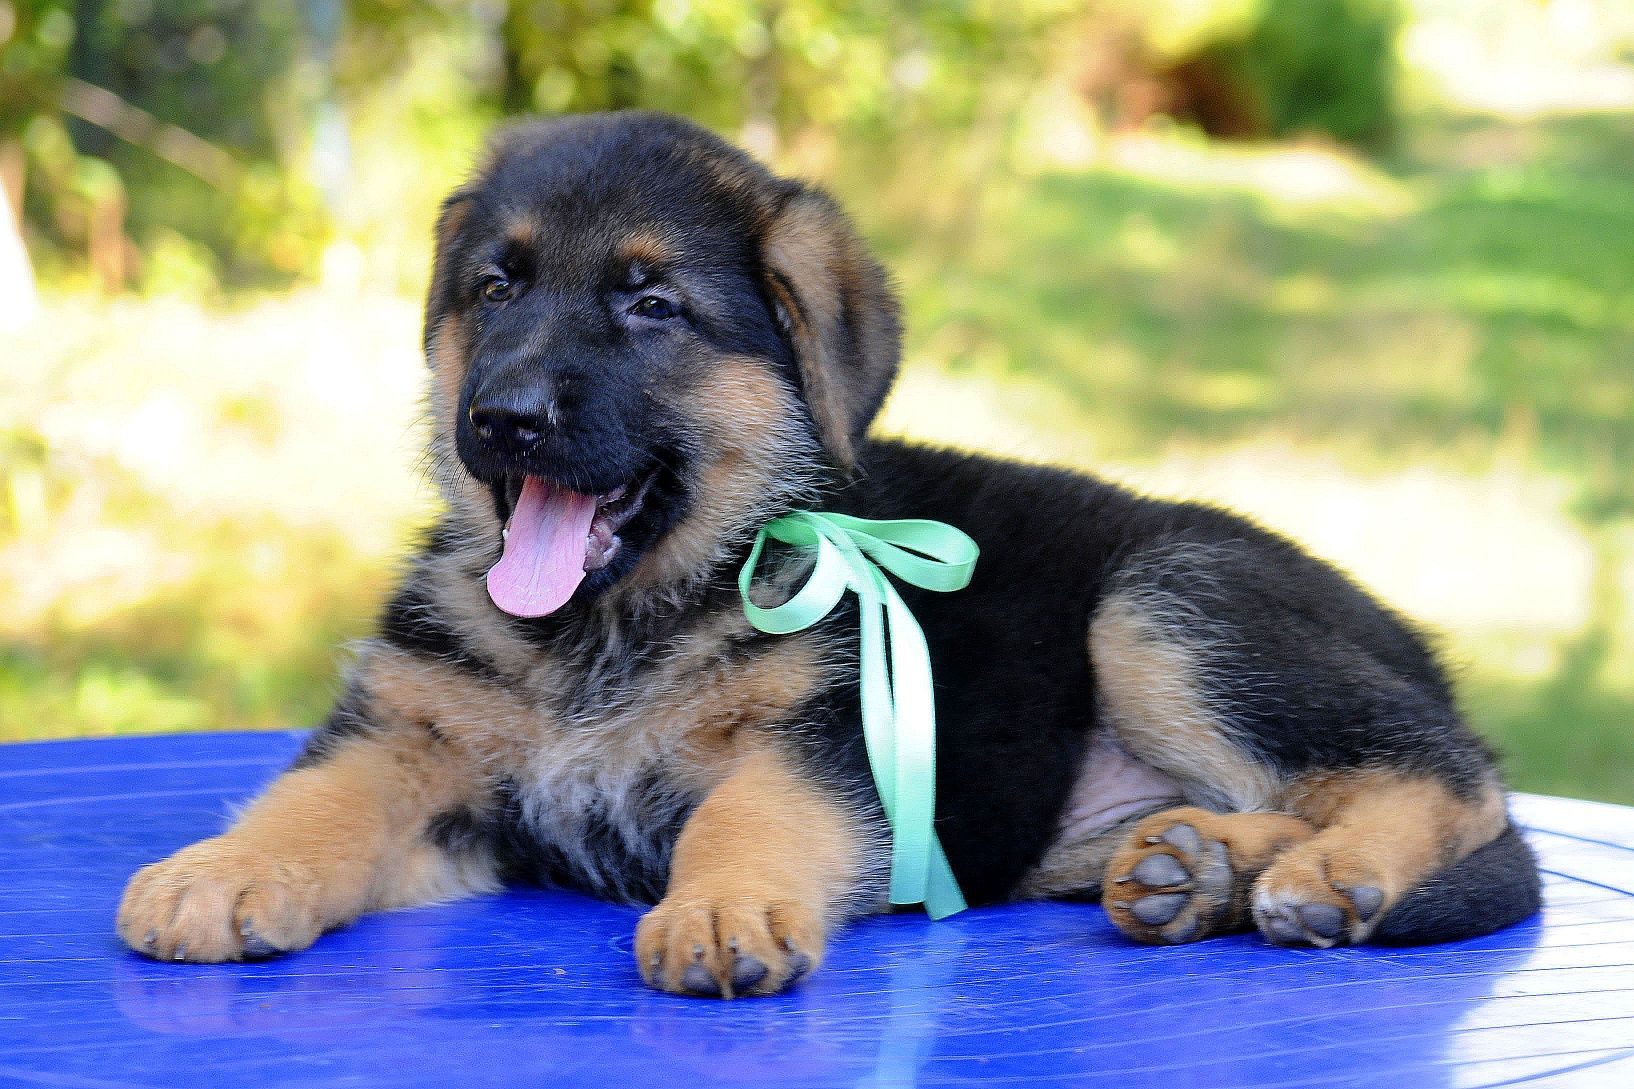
[486,476,597,618]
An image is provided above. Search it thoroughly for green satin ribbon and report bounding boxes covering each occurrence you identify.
[738,511,979,919]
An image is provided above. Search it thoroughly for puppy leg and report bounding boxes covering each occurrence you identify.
[636,747,867,998]
[1103,806,1314,944]
[117,728,494,961]
[1088,542,1531,947]
[1252,771,1507,947]
[1089,587,1307,944]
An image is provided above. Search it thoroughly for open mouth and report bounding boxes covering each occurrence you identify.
[486,469,659,618]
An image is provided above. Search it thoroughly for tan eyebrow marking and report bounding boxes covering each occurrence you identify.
[619,231,675,267]
[503,218,537,251]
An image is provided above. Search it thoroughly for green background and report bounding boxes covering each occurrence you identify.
[3,0,1632,804]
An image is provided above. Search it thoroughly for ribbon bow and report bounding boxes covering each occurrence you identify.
[739,511,979,919]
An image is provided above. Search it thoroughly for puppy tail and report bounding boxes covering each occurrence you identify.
[1370,822,1542,945]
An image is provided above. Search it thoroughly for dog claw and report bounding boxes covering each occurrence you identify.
[236,917,279,959]
[785,944,813,981]
[240,934,280,960]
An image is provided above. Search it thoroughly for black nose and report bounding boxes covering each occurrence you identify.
[468,388,551,452]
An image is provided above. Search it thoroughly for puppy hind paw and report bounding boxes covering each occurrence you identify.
[1103,814,1236,945]
[1252,850,1387,948]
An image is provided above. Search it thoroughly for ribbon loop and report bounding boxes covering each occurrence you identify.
[739,510,978,919]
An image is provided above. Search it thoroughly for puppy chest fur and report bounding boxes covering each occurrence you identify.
[354,601,837,905]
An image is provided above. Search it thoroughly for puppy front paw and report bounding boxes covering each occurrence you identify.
[117,836,326,962]
[635,890,825,998]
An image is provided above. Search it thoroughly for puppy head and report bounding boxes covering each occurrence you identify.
[423,112,900,617]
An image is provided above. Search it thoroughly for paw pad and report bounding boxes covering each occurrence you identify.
[1131,853,1188,888]
[1340,883,1384,921]
[1130,891,1188,926]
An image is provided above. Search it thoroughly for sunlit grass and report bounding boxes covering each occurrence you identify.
[1,292,435,741]
[871,106,1634,802]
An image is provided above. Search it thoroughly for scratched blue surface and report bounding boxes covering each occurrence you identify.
[2,732,1632,1088]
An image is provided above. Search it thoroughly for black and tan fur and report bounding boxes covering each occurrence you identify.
[118,112,1540,996]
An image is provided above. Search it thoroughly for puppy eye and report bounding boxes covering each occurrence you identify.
[482,277,514,303]
[632,295,679,321]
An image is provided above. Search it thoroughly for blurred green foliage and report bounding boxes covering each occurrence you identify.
[5,0,324,284]
[0,2,72,142]
[3,0,1404,286]
[1121,0,1402,144]
[494,0,1069,132]
[892,112,1634,520]
[1222,0,1403,143]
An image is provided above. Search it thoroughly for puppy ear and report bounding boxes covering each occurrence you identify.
[424,187,477,353]
[760,185,901,469]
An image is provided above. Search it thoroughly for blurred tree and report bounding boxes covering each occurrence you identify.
[2,0,1409,288]
[2,0,325,288]
[1085,0,1403,145]
[1,137,37,328]
[491,1,1046,148]
[0,1,76,310]
[62,0,321,284]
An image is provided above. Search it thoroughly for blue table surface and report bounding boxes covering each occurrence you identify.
[2,732,1632,1089]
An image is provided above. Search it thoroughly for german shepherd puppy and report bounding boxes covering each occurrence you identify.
[118,112,1540,997]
